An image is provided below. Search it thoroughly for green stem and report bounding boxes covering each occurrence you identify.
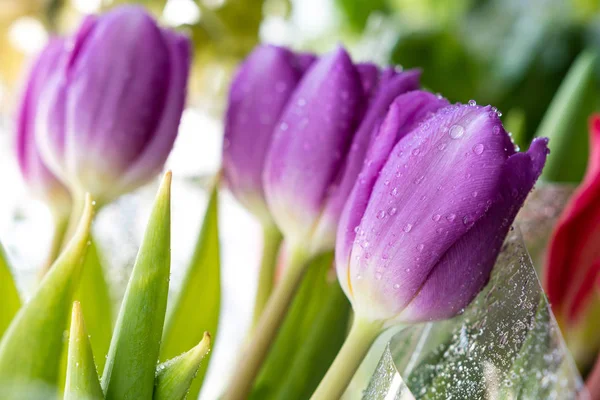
[38,213,69,278]
[64,191,88,246]
[310,317,382,400]
[223,245,311,400]
[251,225,283,328]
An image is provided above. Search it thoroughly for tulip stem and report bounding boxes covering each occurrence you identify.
[223,245,311,400]
[311,317,382,400]
[38,213,69,278]
[251,225,283,328]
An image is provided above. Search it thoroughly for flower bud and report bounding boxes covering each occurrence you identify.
[263,47,420,254]
[223,45,315,224]
[336,102,548,325]
[545,115,600,368]
[16,38,72,218]
[34,6,191,205]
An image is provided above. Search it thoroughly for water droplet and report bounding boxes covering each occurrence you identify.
[472,143,485,155]
[412,148,421,156]
[446,213,456,222]
[393,283,400,289]
[417,243,425,252]
[391,188,399,196]
[356,274,363,280]
[438,143,447,151]
[388,207,397,216]
[436,227,443,233]
[403,223,413,233]
[492,125,500,135]
[468,99,477,106]
[414,175,425,184]
[377,210,386,219]
[384,179,390,186]
[405,268,411,272]
[432,214,441,222]
[353,226,360,233]
[463,215,471,225]
[449,124,465,139]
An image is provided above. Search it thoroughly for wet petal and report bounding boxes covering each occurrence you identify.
[263,46,364,245]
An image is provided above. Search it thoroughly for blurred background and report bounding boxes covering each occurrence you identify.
[1,0,600,398]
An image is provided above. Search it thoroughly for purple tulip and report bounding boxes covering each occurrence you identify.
[33,6,191,205]
[262,47,421,254]
[223,45,315,224]
[336,102,549,324]
[16,38,72,218]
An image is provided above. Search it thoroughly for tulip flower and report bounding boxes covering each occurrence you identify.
[224,51,427,400]
[16,38,73,271]
[222,45,314,324]
[312,102,549,399]
[34,6,191,209]
[545,115,600,369]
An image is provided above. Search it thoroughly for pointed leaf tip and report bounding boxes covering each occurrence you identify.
[102,174,172,399]
[65,302,103,400]
[0,194,94,392]
[154,332,212,400]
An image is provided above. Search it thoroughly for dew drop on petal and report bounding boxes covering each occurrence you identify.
[446,213,456,222]
[412,148,421,156]
[468,99,477,106]
[449,124,465,139]
[472,143,485,155]
[403,223,413,233]
[388,207,397,216]
[417,243,425,252]
[393,283,400,289]
[377,210,386,219]
[432,214,441,222]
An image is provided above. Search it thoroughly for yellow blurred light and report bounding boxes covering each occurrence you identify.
[71,0,102,14]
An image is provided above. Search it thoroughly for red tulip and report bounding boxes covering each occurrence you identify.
[545,114,600,369]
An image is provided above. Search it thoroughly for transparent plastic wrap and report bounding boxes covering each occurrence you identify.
[364,227,587,400]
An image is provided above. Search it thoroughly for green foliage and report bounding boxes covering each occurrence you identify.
[101,173,173,399]
[536,50,600,182]
[251,252,351,399]
[154,332,211,400]
[64,302,104,400]
[160,184,221,400]
[0,243,20,339]
[75,239,113,374]
[0,196,94,394]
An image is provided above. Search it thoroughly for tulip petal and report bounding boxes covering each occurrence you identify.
[349,105,515,320]
[546,115,600,322]
[356,63,380,99]
[335,91,449,298]
[400,138,549,322]
[222,45,305,222]
[62,6,171,198]
[263,47,363,245]
[17,38,71,215]
[313,73,423,251]
[121,28,191,194]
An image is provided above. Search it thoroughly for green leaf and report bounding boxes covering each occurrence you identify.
[64,301,104,400]
[251,252,350,399]
[0,242,20,338]
[273,276,351,400]
[160,184,220,399]
[536,49,600,183]
[0,195,94,393]
[101,172,172,400]
[154,332,211,400]
[75,238,113,374]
